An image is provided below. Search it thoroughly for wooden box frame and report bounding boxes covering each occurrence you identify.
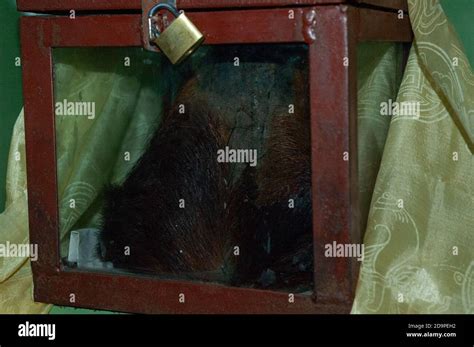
[20,1,412,314]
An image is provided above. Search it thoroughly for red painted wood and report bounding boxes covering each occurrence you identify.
[20,16,60,275]
[17,0,407,12]
[143,7,308,53]
[356,0,407,10]
[179,0,408,10]
[178,0,342,9]
[48,15,142,47]
[186,8,307,44]
[141,2,309,52]
[358,7,412,42]
[33,271,347,314]
[309,5,359,304]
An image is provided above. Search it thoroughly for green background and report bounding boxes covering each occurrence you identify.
[0,0,472,313]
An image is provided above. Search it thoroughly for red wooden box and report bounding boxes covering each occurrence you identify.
[19,0,412,314]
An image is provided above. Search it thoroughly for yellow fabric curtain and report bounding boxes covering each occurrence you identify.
[352,0,474,313]
[0,0,472,314]
[0,113,48,313]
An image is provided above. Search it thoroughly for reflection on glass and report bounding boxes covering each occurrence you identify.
[54,45,313,293]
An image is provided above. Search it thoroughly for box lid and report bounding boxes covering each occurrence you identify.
[17,0,407,12]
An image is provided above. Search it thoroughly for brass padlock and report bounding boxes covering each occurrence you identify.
[148,3,204,64]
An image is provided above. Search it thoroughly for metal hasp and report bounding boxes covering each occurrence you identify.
[144,0,204,64]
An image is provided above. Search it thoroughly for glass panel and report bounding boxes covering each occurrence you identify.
[53,45,313,293]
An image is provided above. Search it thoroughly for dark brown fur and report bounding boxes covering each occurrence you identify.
[100,79,237,282]
[239,71,313,290]
[100,71,313,291]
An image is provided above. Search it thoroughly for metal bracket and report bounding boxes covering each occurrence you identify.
[142,0,177,52]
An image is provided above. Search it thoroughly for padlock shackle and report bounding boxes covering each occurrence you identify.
[148,3,181,38]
